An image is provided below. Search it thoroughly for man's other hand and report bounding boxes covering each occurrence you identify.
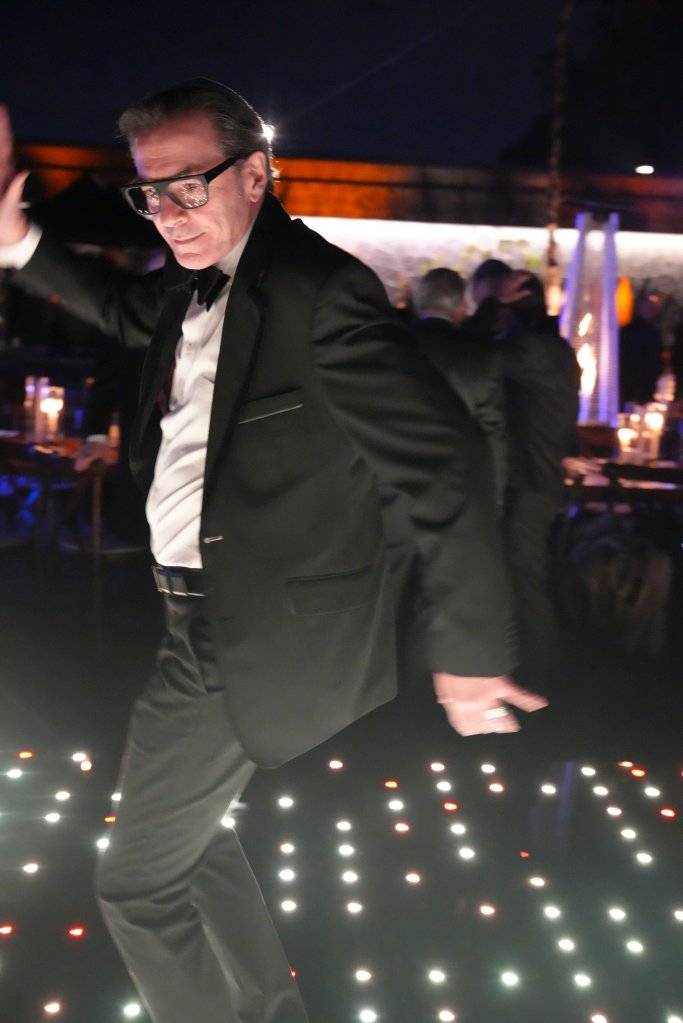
[0,105,30,246]
[433,672,548,736]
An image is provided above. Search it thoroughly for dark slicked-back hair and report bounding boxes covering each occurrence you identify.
[414,267,465,319]
[118,77,275,189]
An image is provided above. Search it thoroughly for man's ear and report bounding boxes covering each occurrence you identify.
[242,151,268,202]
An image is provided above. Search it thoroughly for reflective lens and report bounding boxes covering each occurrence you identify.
[121,153,248,217]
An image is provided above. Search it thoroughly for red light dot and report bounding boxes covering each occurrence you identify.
[18,751,33,760]
[442,801,459,812]
[290,967,297,978]
[519,851,531,858]
[68,926,85,939]
[0,924,14,936]
[394,821,411,833]
[660,808,676,819]
[384,780,399,789]
[631,768,646,778]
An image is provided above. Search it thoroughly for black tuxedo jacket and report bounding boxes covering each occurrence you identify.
[15,194,515,766]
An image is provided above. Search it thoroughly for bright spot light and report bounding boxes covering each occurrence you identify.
[581,766,596,776]
[280,842,295,854]
[384,779,399,789]
[438,1013,456,1023]
[281,900,297,912]
[673,909,683,922]
[279,868,296,882]
[342,871,359,883]
[626,939,644,953]
[355,969,372,983]
[543,905,562,919]
[635,164,654,174]
[591,1015,608,1023]
[481,763,496,774]
[339,844,355,857]
[55,791,70,801]
[96,837,110,851]
[278,796,294,809]
[541,784,557,795]
[608,907,627,921]
[7,769,22,779]
[262,123,275,144]
[480,904,496,916]
[395,821,410,833]
[661,808,676,819]
[501,970,519,987]
[43,1003,61,1015]
[0,924,14,936]
[430,762,446,773]
[72,752,87,762]
[489,783,504,794]
[529,876,546,888]
[606,806,622,817]
[620,828,637,840]
[111,792,122,802]
[18,750,33,759]
[405,872,421,885]
[593,786,609,797]
[450,823,466,835]
[123,1005,142,1019]
[666,1016,683,1023]
[442,802,459,812]
[358,1011,377,1023]
[328,759,344,770]
[387,799,404,811]
[574,973,592,988]
[436,781,452,792]
[44,813,61,824]
[336,820,352,831]
[631,768,646,778]
[635,851,653,865]
[458,847,475,860]
[22,862,39,874]
[429,969,446,983]
[557,937,575,952]
[644,786,661,798]
[221,815,236,829]
[68,926,85,938]
[347,901,363,914]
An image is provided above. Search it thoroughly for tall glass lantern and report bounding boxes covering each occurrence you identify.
[559,212,620,425]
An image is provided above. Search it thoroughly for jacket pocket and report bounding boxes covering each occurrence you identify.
[237,389,304,425]
[287,564,376,616]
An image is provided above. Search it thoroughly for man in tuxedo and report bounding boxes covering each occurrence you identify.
[0,82,546,1023]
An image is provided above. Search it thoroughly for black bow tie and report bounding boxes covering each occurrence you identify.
[194,267,230,309]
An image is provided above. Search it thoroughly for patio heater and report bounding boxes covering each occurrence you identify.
[559,211,620,426]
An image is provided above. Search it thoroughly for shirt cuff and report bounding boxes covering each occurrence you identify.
[0,222,43,268]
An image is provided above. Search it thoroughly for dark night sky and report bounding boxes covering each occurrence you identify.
[2,0,682,173]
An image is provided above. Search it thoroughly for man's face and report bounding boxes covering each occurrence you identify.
[132,111,266,269]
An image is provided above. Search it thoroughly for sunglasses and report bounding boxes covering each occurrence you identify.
[121,153,249,217]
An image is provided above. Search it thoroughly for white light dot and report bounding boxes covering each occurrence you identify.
[644,786,661,798]
[458,846,475,860]
[606,806,622,817]
[438,1013,456,1023]
[501,970,519,987]
[529,876,546,888]
[429,969,446,983]
[23,862,39,874]
[387,799,404,811]
[635,164,655,174]
[480,904,496,916]
[123,1004,142,1019]
[481,763,496,774]
[574,973,592,988]
[336,820,352,831]
[593,785,609,797]
[328,759,344,770]
[355,968,372,983]
[281,900,297,912]
[626,939,644,954]
[449,823,467,836]
[43,1003,61,1016]
[339,844,355,857]
[280,842,295,855]
[608,907,627,921]
[279,868,296,882]
[436,781,452,792]
[80,759,93,773]
[557,937,575,952]
[430,762,446,773]
[544,905,562,919]
[278,796,294,809]
[7,768,22,779]
[620,828,637,840]
[111,792,122,802]
[636,851,653,865]
[359,1011,377,1023]
[96,837,110,851]
[673,909,683,922]
[405,872,421,885]
[347,901,363,914]
[342,870,359,884]
[44,813,61,824]
[591,1015,608,1023]
[541,784,557,795]
[581,766,597,777]
[72,752,87,763]
[221,815,236,829]
[55,791,70,802]
[666,1016,683,1023]
[395,821,410,833]
[489,782,504,794]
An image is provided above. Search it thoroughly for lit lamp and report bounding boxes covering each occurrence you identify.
[616,412,641,462]
[640,404,666,461]
[40,387,64,443]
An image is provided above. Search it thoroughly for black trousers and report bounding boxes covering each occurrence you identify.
[95,590,310,1023]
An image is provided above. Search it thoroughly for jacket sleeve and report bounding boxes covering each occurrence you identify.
[310,255,517,677]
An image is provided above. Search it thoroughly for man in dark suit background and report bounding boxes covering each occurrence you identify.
[0,82,546,1023]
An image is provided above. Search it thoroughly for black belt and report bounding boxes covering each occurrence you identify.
[152,565,205,598]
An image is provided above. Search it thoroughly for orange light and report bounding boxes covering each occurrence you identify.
[0,924,14,936]
[631,769,646,778]
[68,926,85,938]
[384,780,399,789]
[442,802,459,812]
[18,751,33,760]
[660,808,676,819]
[104,816,116,823]
[519,851,531,859]
[290,967,297,978]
